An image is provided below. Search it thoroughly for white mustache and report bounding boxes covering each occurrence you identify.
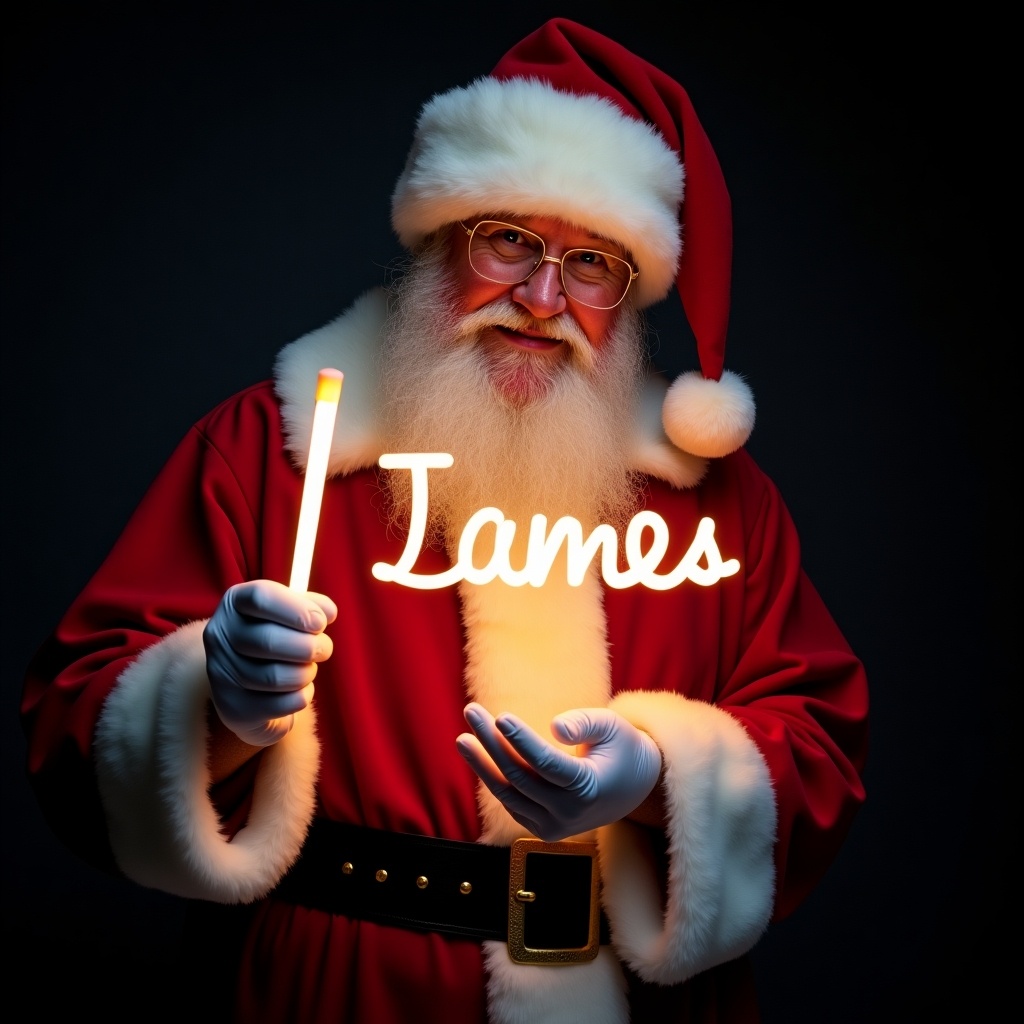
[452,300,595,371]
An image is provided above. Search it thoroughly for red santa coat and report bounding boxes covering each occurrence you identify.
[21,289,867,1023]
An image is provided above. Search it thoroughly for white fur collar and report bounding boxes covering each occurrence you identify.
[272,287,708,490]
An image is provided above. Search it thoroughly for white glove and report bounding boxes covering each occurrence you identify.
[456,702,662,841]
[203,579,337,747]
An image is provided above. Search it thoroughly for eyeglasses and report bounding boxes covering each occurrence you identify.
[460,220,639,310]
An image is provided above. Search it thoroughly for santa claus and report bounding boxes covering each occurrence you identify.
[21,17,868,1024]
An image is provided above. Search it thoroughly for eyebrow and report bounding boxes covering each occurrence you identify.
[477,215,630,260]
[566,227,629,258]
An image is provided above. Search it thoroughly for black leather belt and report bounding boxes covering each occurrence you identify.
[272,819,608,964]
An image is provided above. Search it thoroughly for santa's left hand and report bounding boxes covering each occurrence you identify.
[456,702,662,842]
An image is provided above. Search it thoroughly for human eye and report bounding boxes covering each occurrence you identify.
[567,249,612,278]
[479,223,540,260]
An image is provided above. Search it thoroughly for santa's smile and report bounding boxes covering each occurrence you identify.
[490,324,565,352]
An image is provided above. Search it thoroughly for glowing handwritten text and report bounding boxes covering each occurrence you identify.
[371,453,740,591]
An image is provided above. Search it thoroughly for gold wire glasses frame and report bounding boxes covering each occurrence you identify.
[460,220,639,310]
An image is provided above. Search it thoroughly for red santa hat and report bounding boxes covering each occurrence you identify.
[391,18,755,458]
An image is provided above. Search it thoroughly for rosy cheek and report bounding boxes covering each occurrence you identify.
[459,278,508,314]
[576,310,613,349]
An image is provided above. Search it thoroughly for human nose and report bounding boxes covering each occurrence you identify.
[511,255,567,318]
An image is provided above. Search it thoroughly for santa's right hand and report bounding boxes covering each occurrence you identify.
[203,579,337,747]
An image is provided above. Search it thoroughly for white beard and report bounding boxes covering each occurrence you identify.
[376,239,648,555]
[373,241,646,1023]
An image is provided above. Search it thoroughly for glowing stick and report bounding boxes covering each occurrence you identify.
[289,368,343,591]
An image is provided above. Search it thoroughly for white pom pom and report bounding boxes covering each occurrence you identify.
[661,369,756,458]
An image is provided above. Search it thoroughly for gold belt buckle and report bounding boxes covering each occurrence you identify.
[507,838,600,965]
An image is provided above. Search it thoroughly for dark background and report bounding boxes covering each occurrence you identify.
[3,3,1015,1021]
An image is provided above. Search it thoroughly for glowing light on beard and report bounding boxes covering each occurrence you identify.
[377,238,648,555]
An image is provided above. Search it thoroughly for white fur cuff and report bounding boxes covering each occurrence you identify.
[600,690,777,984]
[94,620,320,903]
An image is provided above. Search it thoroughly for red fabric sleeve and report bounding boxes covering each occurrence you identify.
[712,453,868,919]
[20,382,293,870]
[606,451,868,922]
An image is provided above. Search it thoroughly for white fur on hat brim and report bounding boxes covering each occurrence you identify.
[391,76,683,308]
[662,369,756,458]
